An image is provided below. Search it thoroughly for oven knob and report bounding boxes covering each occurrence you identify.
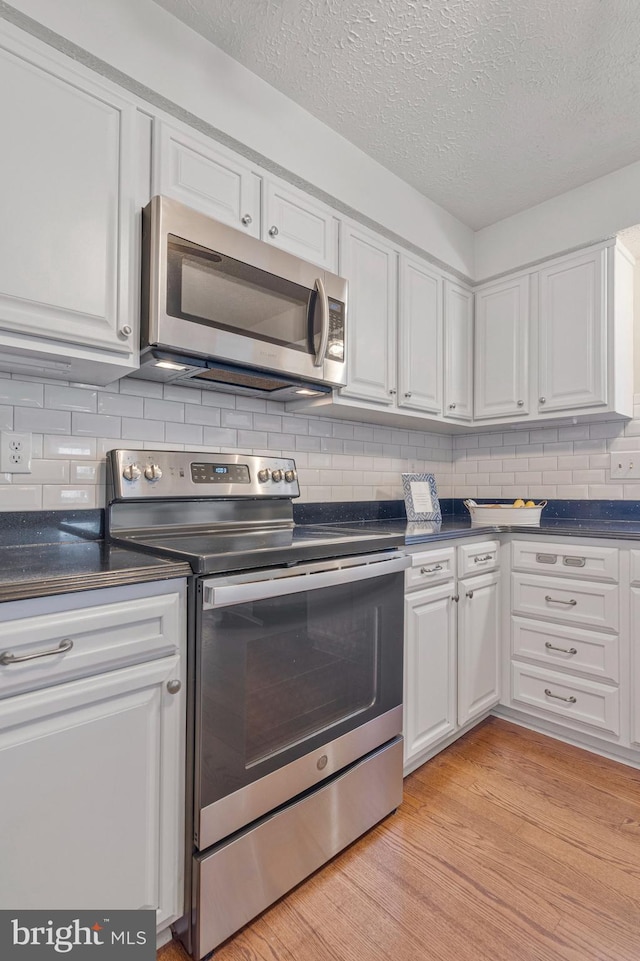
[284,469,297,483]
[122,463,141,482]
[257,468,271,483]
[271,469,283,483]
[144,464,163,481]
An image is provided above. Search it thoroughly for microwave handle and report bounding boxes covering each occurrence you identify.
[313,276,329,368]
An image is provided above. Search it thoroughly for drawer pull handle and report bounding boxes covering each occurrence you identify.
[0,638,73,666]
[545,641,578,655]
[536,553,557,564]
[474,554,493,563]
[544,688,577,704]
[420,564,443,574]
[563,556,586,568]
[544,595,577,607]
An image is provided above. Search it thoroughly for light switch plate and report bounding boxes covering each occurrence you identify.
[610,452,640,479]
[0,432,32,473]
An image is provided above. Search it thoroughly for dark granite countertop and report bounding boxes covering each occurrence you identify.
[295,500,640,545]
[0,511,191,603]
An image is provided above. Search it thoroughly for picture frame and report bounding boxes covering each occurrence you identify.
[401,472,442,523]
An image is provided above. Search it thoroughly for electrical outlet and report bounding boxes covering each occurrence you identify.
[0,432,32,473]
[610,452,640,479]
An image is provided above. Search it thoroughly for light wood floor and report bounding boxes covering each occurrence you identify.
[158,718,640,961]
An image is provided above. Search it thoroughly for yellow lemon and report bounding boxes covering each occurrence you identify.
[525,500,536,508]
[513,498,525,508]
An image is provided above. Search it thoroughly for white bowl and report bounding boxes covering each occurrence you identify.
[464,500,547,527]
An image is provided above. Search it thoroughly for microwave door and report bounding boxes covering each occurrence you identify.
[164,236,320,372]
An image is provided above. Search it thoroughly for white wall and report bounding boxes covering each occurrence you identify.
[2,0,474,277]
[475,159,640,280]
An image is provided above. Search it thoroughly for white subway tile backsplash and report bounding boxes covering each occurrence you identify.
[29,460,70,484]
[0,380,43,408]
[121,418,164,442]
[45,385,97,412]
[98,392,144,417]
[185,405,221,427]
[42,485,96,509]
[165,422,203,446]
[72,413,122,437]
[221,409,253,429]
[15,407,68,434]
[5,367,640,511]
[44,435,97,460]
[70,461,100,484]
[144,398,184,422]
[0,486,42,509]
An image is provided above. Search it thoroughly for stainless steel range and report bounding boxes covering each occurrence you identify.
[106,449,408,959]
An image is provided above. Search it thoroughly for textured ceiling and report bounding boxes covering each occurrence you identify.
[151,0,640,229]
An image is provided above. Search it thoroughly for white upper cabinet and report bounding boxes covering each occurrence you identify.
[398,256,442,414]
[538,247,607,413]
[262,179,339,271]
[443,280,474,421]
[339,223,398,405]
[474,275,529,419]
[152,120,261,236]
[0,25,143,385]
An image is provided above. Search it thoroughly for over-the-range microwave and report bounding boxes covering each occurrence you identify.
[137,195,348,400]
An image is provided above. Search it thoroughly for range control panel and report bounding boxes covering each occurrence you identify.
[107,449,299,501]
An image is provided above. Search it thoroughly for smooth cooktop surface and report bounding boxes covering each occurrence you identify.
[112,524,406,574]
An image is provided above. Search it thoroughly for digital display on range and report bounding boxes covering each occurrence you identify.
[191,463,251,484]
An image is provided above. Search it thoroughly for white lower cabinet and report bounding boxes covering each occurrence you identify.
[508,537,624,746]
[403,542,500,770]
[630,577,640,747]
[0,580,186,927]
[457,571,501,726]
[404,581,457,759]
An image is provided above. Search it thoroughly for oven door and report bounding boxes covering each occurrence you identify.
[194,551,408,849]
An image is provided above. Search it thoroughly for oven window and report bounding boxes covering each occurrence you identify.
[197,572,403,807]
[166,235,316,353]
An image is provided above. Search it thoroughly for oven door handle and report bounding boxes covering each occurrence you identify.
[203,554,410,609]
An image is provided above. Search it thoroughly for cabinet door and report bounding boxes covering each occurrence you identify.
[339,224,397,404]
[0,30,139,364]
[538,248,607,412]
[474,276,529,419]
[263,179,339,270]
[398,256,442,414]
[152,119,261,236]
[458,571,500,725]
[443,280,473,420]
[404,583,457,762]
[0,656,184,926]
[631,588,640,747]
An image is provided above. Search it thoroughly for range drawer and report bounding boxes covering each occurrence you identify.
[405,546,455,591]
[511,573,619,632]
[0,592,181,699]
[511,540,618,583]
[511,662,619,735]
[511,616,619,683]
[457,540,499,578]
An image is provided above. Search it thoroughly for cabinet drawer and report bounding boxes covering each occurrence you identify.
[512,540,618,583]
[511,616,619,683]
[511,662,619,735]
[0,592,181,699]
[511,573,619,632]
[406,547,455,590]
[457,540,499,577]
